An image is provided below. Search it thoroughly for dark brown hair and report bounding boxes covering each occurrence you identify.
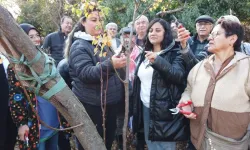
[217,19,244,52]
[145,18,173,51]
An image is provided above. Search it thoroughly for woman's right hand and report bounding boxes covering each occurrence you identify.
[183,112,197,120]
[111,54,127,69]
[18,125,29,141]
[179,100,197,119]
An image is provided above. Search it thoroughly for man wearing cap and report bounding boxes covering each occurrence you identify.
[119,26,136,50]
[178,15,214,72]
[187,15,214,56]
[43,16,73,150]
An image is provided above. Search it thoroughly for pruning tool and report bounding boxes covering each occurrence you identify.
[169,100,196,115]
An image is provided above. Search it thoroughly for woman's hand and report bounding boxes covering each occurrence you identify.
[145,51,158,63]
[178,100,197,119]
[112,54,127,69]
[177,26,190,49]
[184,113,197,119]
[18,125,29,141]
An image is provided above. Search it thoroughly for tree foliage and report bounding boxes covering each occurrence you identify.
[5,0,249,41]
[175,0,250,35]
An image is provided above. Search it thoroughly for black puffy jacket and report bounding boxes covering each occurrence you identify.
[57,59,72,89]
[68,37,124,106]
[132,41,190,141]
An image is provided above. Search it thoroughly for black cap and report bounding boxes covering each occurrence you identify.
[119,27,136,35]
[19,23,38,35]
[195,15,214,24]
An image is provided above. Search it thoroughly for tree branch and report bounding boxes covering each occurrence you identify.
[122,1,138,150]
[0,5,106,150]
[156,0,187,17]
[45,0,60,29]
[140,2,154,17]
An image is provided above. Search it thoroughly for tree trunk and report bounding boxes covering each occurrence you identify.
[0,5,106,150]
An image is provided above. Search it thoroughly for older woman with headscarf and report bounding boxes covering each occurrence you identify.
[178,17,250,150]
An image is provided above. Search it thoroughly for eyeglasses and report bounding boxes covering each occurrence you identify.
[197,22,212,27]
[209,32,225,39]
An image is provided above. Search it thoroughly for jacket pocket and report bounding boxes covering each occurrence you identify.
[154,99,174,121]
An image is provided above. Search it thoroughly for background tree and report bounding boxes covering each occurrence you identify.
[174,0,250,40]
[2,0,248,41]
[15,0,82,37]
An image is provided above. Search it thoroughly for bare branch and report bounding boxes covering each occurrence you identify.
[57,0,63,21]
[122,1,138,150]
[156,0,187,17]
[140,2,154,17]
[45,0,60,29]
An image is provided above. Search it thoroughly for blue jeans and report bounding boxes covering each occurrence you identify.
[143,105,176,150]
[38,133,58,150]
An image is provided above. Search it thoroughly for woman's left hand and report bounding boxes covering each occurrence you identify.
[184,113,197,120]
[145,51,158,63]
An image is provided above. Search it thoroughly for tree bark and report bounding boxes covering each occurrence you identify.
[0,5,106,150]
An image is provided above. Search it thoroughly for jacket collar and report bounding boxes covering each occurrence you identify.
[159,40,176,55]
[74,31,94,41]
[206,51,249,70]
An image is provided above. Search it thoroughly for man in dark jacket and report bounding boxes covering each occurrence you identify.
[179,15,214,72]
[187,15,214,56]
[43,16,73,66]
[43,15,73,150]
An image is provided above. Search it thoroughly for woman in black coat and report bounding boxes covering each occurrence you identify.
[65,5,126,150]
[132,18,190,150]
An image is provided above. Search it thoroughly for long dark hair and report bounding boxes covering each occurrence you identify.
[144,18,174,51]
[64,17,86,59]
[64,7,100,59]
